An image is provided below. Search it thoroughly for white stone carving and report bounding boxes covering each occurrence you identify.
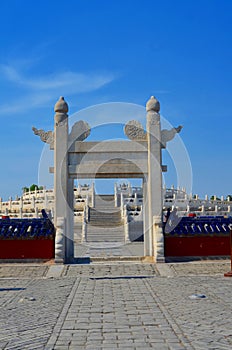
[69,120,91,144]
[55,217,65,262]
[161,126,183,147]
[146,96,160,112]
[32,127,54,145]
[54,96,68,126]
[81,220,87,243]
[54,96,68,114]
[153,215,165,262]
[146,112,160,125]
[124,120,147,140]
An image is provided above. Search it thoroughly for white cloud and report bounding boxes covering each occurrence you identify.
[0,63,116,115]
[0,93,54,115]
[0,64,115,91]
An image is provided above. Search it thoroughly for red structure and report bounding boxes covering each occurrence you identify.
[0,217,55,260]
[164,216,232,258]
[165,236,230,257]
[0,239,54,259]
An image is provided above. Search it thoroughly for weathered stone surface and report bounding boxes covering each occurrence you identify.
[54,96,68,126]
[124,120,147,140]
[54,96,69,114]
[69,120,91,143]
[32,126,54,144]
[161,125,183,147]
[146,95,160,112]
[0,261,231,349]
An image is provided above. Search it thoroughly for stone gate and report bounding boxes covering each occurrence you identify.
[33,95,182,263]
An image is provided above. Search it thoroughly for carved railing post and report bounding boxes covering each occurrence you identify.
[114,183,118,207]
[201,205,205,214]
[82,220,87,243]
[55,217,65,263]
[123,204,130,243]
[120,193,124,212]
[91,183,95,207]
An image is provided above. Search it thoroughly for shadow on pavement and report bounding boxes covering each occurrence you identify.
[89,276,154,280]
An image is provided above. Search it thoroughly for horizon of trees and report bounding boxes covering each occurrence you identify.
[22,184,44,193]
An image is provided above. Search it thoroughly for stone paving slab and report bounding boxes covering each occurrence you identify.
[0,261,232,349]
[46,275,186,350]
[0,278,75,349]
[0,260,230,279]
[75,242,144,258]
[0,264,49,278]
[146,275,232,349]
[62,263,159,278]
[168,260,231,276]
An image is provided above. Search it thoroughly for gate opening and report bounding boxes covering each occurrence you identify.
[73,179,144,259]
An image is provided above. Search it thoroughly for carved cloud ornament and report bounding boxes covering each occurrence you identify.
[161,126,183,147]
[69,120,91,144]
[124,120,183,147]
[32,127,54,145]
[124,120,147,140]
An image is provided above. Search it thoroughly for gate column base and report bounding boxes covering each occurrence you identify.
[142,256,155,263]
[55,217,65,264]
[153,215,165,263]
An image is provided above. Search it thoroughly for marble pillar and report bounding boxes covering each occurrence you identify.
[146,96,164,261]
[54,97,70,262]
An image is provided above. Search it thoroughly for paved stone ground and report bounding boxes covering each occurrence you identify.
[0,261,232,349]
[75,242,144,258]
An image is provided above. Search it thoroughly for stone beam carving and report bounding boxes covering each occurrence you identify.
[69,120,91,144]
[124,119,183,146]
[161,125,183,148]
[124,120,147,140]
[32,126,54,145]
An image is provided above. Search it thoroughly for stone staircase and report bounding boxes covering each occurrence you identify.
[86,195,125,242]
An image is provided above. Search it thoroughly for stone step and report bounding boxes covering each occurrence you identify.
[86,237,124,242]
[86,225,125,242]
[96,195,114,201]
[86,236,124,242]
[90,216,121,221]
[90,211,120,217]
[89,208,122,227]
[89,223,123,227]
[94,195,116,209]
[87,194,124,242]
[87,225,124,232]
[90,256,144,262]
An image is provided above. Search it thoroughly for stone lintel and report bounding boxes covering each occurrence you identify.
[50,139,166,151]
[50,163,167,175]
[69,140,148,153]
[68,162,147,178]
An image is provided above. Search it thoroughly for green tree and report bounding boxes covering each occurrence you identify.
[29,184,39,192]
[22,184,43,193]
[210,195,220,201]
[22,186,29,193]
[227,195,232,201]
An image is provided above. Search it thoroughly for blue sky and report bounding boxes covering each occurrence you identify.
[0,0,231,200]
